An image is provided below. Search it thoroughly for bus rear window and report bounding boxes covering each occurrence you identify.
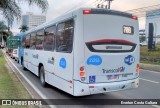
[86,39,137,53]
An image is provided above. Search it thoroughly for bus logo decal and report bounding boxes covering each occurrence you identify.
[120,67,125,72]
[89,76,96,83]
[87,55,102,66]
[102,66,125,74]
[59,58,66,69]
[32,54,39,59]
[124,55,135,65]
[48,59,54,64]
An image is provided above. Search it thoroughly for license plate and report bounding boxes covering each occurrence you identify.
[107,75,119,80]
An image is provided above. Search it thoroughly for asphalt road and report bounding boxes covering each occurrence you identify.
[3,51,160,108]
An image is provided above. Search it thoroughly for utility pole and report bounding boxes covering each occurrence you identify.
[107,0,114,9]
[96,0,114,9]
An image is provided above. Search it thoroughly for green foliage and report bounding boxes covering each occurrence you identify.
[0,21,8,31]
[140,45,160,65]
[0,0,48,26]
[19,25,29,32]
[0,21,13,41]
[0,50,37,108]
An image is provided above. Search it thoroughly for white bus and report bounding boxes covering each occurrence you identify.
[22,8,140,96]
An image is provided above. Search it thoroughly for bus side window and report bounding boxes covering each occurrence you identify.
[25,34,30,48]
[36,29,44,50]
[44,25,56,51]
[56,19,74,53]
[30,32,36,50]
[22,35,26,48]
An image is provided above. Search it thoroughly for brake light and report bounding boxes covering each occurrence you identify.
[89,86,94,88]
[80,72,85,76]
[83,10,91,14]
[80,66,86,81]
[132,16,137,20]
[80,67,84,71]
[136,64,140,73]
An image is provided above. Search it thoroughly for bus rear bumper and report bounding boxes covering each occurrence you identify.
[73,78,139,96]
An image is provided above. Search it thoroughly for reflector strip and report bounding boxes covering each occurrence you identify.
[86,39,137,53]
[89,86,94,88]
[86,39,135,45]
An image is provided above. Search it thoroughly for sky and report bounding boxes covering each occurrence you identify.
[1,0,160,34]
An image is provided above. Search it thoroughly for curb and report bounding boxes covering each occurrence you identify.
[140,63,160,72]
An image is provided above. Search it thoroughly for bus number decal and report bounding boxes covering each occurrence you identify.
[59,58,67,69]
[123,26,134,35]
[87,55,102,66]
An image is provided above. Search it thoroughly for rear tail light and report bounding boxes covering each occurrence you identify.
[83,10,91,14]
[80,67,84,71]
[80,72,85,76]
[81,77,85,81]
[89,86,94,88]
[80,66,86,81]
[132,16,137,20]
[136,64,140,73]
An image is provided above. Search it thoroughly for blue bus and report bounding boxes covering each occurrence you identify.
[18,32,26,65]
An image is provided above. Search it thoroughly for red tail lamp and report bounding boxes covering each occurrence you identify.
[132,16,137,20]
[83,10,91,14]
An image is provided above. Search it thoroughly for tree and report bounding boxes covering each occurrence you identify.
[0,21,11,42]
[0,0,48,26]
[0,21,8,31]
[19,25,29,32]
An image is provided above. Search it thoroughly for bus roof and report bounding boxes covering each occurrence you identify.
[25,8,135,34]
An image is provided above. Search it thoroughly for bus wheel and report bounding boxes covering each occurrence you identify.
[40,66,46,87]
[22,60,27,71]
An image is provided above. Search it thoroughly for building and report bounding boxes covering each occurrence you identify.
[22,12,46,30]
[145,9,160,44]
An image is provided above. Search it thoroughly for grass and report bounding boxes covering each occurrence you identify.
[0,50,36,108]
[140,45,160,65]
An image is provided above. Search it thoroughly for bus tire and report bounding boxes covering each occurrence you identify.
[22,59,27,71]
[40,66,46,87]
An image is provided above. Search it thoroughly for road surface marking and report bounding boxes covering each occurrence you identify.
[3,50,56,108]
[141,69,160,74]
[140,78,159,84]
[152,105,160,108]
